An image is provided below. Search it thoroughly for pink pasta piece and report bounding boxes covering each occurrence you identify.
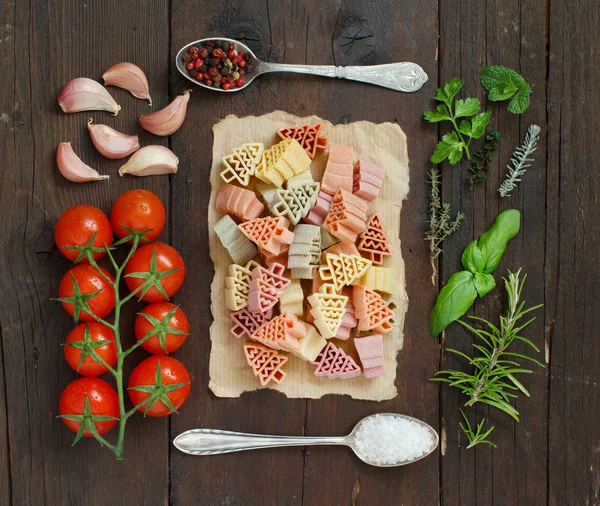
[304,190,333,226]
[230,307,273,339]
[216,183,264,221]
[247,262,291,313]
[328,144,354,164]
[363,364,385,379]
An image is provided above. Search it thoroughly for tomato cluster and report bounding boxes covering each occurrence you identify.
[55,190,192,440]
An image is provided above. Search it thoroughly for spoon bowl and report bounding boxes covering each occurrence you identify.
[176,37,428,93]
[173,412,439,468]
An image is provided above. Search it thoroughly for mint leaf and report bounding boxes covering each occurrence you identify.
[507,82,531,114]
[470,111,492,138]
[434,78,463,107]
[424,104,452,123]
[454,98,480,118]
[430,131,464,165]
[480,65,531,114]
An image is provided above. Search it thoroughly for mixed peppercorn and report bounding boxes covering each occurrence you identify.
[182,40,253,90]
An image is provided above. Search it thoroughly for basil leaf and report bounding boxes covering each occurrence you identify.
[477,209,521,273]
[462,240,485,273]
[430,271,478,337]
[474,272,496,297]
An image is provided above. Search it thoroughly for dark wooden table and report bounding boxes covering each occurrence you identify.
[1,0,598,504]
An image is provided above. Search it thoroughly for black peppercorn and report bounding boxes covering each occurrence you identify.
[219,67,230,76]
[220,41,229,51]
[189,70,198,78]
[243,53,250,61]
[209,58,219,67]
[200,64,208,73]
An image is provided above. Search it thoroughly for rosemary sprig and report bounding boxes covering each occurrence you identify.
[498,125,541,197]
[432,269,544,422]
[425,168,464,285]
[468,130,500,188]
[459,409,496,449]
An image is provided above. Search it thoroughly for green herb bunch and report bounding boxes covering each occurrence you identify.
[468,130,501,188]
[481,66,531,114]
[430,209,521,336]
[433,269,544,427]
[424,78,491,165]
[425,168,464,284]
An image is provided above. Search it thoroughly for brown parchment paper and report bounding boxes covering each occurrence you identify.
[208,111,409,400]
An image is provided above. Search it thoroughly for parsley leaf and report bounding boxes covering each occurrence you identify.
[431,132,464,165]
[423,104,452,123]
[480,65,531,114]
[434,78,463,107]
[455,98,480,118]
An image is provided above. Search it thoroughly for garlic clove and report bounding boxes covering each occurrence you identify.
[102,62,152,105]
[57,78,121,115]
[118,145,179,177]
[139,90,191,136]
[57,142,110,183]
[87,119,140,159]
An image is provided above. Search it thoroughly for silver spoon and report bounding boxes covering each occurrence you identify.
[173,413,438,468]
[175,37,428,93]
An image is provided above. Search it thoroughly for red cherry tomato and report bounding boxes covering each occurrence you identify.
[134,302,189,354]
[59,377,119,437]
[55,205,113,262]
[58,264,115,321]
[124,243,185,302]
[128,356,191,417]
[64,322,117,376]
[110,189,166,241]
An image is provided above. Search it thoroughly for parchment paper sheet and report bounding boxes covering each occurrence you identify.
[208,111,409,400]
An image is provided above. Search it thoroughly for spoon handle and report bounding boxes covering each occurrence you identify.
[174,428,346,455]
[258,61,428,92]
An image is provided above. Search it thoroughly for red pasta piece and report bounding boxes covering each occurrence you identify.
[357,212,392,265]
[216,183,264,221]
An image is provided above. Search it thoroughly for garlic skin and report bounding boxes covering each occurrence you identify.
[139,90,191,136]
[118,146,179,177]
[57,78,121,115]
[102,62,152,105]
[87,119,140,159]
[57,142,109,183]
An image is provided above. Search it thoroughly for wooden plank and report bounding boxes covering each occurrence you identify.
[0,0,171,504]
[281,0,441,505]
[547,0,600,505]
[167,2,306,505]
[438,1,549,505]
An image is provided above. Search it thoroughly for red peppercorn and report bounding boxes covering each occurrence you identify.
[229,43,234,50]
[195,72,204,81]
[239,60,247,68]
[238,51,244,58]
[239,69,247,76]
[200,48,209,59]
[194,58,204,69]
[204,78,213,87]
[235,78,245,87]
[185,62,195,70]
[212,48,223,58]
[208,66,219,76]
[222,82,232,90]
[188,46,199,54]
[227,50,235,60]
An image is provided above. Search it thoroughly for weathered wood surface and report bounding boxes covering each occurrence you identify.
[0,0,598,505]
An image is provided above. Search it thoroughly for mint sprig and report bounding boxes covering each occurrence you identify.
[424,78,491,164]
[480,65,531,114]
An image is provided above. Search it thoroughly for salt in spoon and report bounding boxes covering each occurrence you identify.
[173,413,439,468]
[175,37,428,93]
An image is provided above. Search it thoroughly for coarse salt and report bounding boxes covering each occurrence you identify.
[354,414,434,465]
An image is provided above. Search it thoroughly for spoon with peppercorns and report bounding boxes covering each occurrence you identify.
[176,37,428,93]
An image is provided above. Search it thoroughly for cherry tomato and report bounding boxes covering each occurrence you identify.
[134,302,189,354]
[110,189,166,241]
[58,264,115,321]
[59,377,119,437]
[124,243,185,302]
[128,356,191,417]
[64,322,117,376]
[55,205,113,262]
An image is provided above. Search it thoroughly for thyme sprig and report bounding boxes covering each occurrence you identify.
[432,269,544,422]
[498,125,541,197]
[468,130,501,188]
[459,409,496,449]
[425,168,464,285]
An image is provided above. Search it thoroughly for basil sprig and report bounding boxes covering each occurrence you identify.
[430,209,521,336]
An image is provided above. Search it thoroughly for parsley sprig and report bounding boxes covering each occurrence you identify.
[424,78,491,164]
